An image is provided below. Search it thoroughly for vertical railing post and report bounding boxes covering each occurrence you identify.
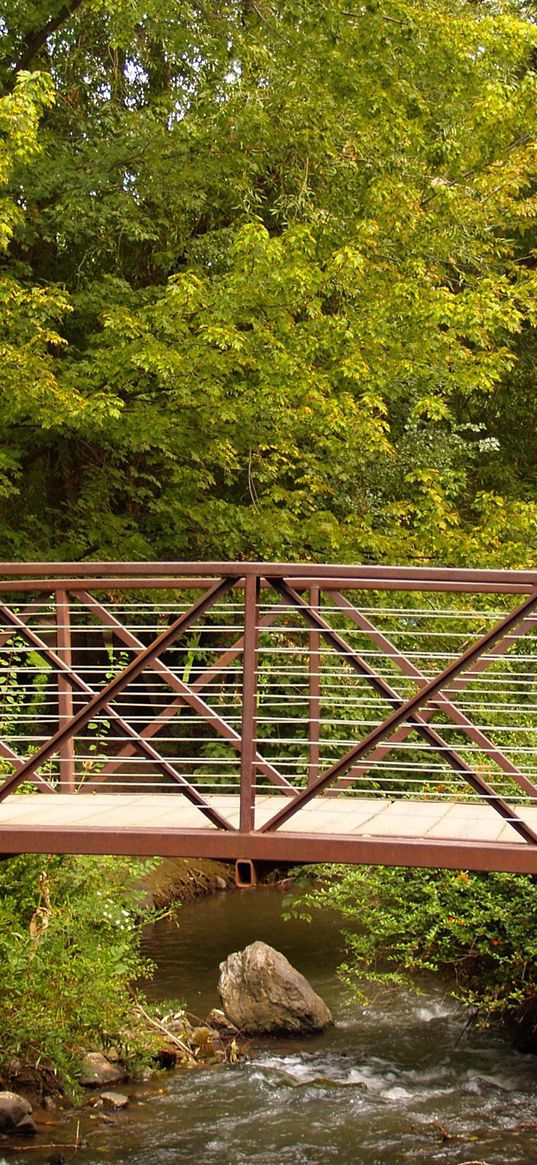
[240,572,260,832]
[308,585,321,787]
[56,588,75,792]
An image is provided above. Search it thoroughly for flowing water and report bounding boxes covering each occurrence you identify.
[7,887,537,1165]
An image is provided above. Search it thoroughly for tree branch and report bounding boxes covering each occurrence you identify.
[4,0,86,92]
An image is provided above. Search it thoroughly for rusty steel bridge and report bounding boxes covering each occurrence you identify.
[3,561,537,874]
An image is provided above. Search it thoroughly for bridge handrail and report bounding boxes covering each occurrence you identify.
[0,561,536,593]
[1,561,537,867]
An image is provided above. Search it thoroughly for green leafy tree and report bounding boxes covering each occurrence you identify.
[0,0,537,561]
[0,67,122,541]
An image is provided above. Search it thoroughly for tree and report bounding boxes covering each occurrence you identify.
[0,67,122,548]
[1,0,537,561]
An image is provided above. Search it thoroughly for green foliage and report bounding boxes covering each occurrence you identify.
[0,70,53,248]
[291,864,537,1034]
[0,852,158,1093]
[0,0,537,559]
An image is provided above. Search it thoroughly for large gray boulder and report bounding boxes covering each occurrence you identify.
[218,941,333,1035]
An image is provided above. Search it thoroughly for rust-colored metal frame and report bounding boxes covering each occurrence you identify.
[1,561,537,873]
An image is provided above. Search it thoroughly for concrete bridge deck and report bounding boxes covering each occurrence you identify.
[2,793,537,872]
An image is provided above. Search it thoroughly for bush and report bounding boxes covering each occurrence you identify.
[289,864,537,1043]
[0,852,158,1094]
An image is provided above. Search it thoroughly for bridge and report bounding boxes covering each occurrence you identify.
[2,561,537,874]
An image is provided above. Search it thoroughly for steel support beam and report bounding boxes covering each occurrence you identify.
[2,824,537,873]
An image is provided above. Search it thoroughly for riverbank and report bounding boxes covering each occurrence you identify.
[143,856,235,907]
[0,856,246,1150]
[4,856,537,1164]
[4,887,537,1165]
[292,863,537,1053]
[0,853,234,1111]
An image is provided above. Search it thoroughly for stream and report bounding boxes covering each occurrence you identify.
[6,886,537,1164]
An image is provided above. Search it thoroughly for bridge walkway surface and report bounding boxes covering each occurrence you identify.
[2,561,537,873]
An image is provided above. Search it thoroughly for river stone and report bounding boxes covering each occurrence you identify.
[206,1008,239,1036]
[0,1091,33,1132]
[78,1052,127,1086]
[218,941,333,1035]
[13,1115,38,1136]
[100,1092,129,1109]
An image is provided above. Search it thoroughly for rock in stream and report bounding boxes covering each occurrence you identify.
[218,941,333,1035]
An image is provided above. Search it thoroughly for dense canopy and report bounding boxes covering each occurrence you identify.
[1,0,537,562]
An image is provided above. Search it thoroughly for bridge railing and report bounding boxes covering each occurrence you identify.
[1,561,537,843]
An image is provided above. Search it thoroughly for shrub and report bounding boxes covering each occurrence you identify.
[0,852,158,1094]
[289,864,537,1043]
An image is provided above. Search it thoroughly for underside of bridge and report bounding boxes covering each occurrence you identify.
[2,561,537,875]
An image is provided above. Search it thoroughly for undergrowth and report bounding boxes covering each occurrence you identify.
[288,865,537,1047]
[0,852,165,1096]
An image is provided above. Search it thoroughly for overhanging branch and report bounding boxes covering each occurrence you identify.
[3,0,86,92]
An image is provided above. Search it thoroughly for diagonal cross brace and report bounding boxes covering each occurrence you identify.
[0,596,60,794]
[0,600,229,812]
[0,735,54,793]
[0,579,237,831]
[268,580,531,819]
[331,607,537,795]
[0,596,53,651]
[260,579,537,844]
[76,590,294,792]
[330,590,537,797]
[0,600,234,829]
[84,603,290,781]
